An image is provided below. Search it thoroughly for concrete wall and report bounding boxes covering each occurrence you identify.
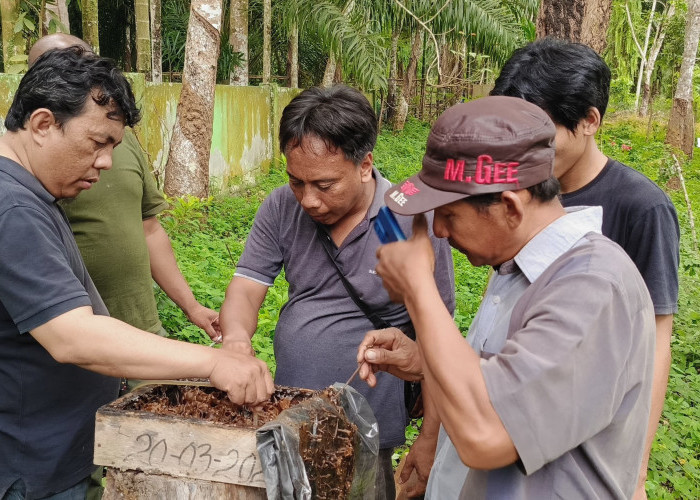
[0,73,301,193]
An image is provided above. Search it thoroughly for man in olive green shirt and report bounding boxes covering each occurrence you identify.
[60,129,220,338]
[32,34,220,341]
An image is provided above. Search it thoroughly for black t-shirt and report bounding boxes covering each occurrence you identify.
[0,158,119,499]
[561,158,679,314]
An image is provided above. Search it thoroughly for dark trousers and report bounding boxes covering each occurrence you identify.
[376,447,396,500]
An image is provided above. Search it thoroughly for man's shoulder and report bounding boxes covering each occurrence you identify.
[606,159,669,198]
[546,233,644,288]
[579,159,671,207]
[260,184,300,215]
[0,170,41,216]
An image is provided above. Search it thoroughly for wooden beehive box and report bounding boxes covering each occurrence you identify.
[94,383,317,495]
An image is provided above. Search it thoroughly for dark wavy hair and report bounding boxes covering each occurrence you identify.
[491,38,611,132]
[5,46,140,131]
[463,176,561,212]
[279,84,378,165]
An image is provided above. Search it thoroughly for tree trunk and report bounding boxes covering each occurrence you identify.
[81,0,100,53]
[321,0,354,87]
[632,0,657,113]
[45,0,71,32]
[385,28,400,123]
[536,0,612,54]
[639,3,675,117]
[229,0,248,85]
[1,0,24,71]
[666,0,700,157]
[393,27,423,132]
[134,0,151,74]
[164,0,222,199]
[287,22,298,88]
[321,53,337,87]
[151,0,163,83]
[262,0,271,83]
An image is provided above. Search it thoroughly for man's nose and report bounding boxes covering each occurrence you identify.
[433,218,448,238]
[300,187,321,209]
[94,150,113,171]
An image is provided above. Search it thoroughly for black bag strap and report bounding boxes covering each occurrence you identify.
[315,226,392,330]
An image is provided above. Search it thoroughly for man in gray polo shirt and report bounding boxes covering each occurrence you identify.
[356,96,655,498]
[219,85,455,498]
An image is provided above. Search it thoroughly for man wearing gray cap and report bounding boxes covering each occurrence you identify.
[356,95,655,498]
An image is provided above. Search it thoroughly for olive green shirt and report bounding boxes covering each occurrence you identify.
[60,130,169,333]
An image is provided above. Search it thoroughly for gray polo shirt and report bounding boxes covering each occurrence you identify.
[235,168,455,448]
[426,207,655,499]
[0,157,118,499]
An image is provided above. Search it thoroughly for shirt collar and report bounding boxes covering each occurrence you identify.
[0,156,56,204]
[512,205,603,283]
[368,166,391,219]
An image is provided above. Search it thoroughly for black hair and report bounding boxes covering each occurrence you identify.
[463,176,561,212]
[4,46,140,131]
[279,84,378,165]
[491,38,611,132]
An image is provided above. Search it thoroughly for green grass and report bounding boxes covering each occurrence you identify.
[158,116,700,498]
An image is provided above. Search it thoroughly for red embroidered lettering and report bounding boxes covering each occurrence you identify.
[400,181,420,196]
[493,163,507,183]
[506,162,519,184]
[444,159,465,182]
[475,155,492,184]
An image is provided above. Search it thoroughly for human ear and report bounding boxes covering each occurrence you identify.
[499,190,525,229]
[360,151,373,182]
[579,107,601,136]
[27,108,57,146]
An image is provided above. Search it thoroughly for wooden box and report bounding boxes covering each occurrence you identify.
[94,384,316,495]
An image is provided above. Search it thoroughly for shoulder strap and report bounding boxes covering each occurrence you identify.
[315,225,392,330]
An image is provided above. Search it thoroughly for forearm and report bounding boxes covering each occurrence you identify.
[407,275,516,468]
[637,314,674,482]
[144,217,200,315]
[32,307,216,380]
[220,277,268,343]
[416,350,441,439]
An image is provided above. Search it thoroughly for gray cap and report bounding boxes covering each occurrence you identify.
[385,96,556,215]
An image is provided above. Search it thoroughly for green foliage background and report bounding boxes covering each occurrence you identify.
[158,117,700,498]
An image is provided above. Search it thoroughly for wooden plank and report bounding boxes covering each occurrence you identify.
[103,468,266,500]
[94,387,265,488]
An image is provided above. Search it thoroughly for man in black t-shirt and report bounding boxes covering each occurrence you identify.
[492,38,679,500]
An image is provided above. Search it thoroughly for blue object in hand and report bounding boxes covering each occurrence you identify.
[374,206,406,244]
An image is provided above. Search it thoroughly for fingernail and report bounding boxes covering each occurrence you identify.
[366,349,377,361]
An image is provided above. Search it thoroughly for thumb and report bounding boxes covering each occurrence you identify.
[365,347,401,367]
[411,213,429,240]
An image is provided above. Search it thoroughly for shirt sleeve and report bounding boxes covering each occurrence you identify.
[624,202,679,314]
[0,206,92,333]
[234,192,284,286]
[480,269,652,475]
[117,131,168,219]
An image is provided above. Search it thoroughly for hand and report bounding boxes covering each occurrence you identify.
[356,328,423,387]
[400,431,438,497]
[186,304,222,342]
[376,214,435,304]
[209,350,274,405]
